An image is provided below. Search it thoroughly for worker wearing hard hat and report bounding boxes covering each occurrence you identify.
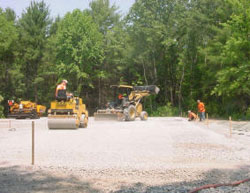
[188,110,198,121]
[197,100,206,121]
[118,93,123,100]
[55,79,73,99]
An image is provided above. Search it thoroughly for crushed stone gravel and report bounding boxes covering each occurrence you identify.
[0,117,249,192]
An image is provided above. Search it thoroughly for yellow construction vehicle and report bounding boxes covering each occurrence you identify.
[94,85,160,121]
[8,100,46,119]
[47,90,88,129]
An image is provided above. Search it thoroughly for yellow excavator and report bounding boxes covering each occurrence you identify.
[47,90,88,129]
[8,100,46,119]
[94,85,160,121]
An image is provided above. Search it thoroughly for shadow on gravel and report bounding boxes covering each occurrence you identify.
[0,165,100,193]
[0,165,249,193]
[114,165,250,193]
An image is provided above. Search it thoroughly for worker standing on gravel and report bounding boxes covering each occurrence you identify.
[188,110,198,121]
[197,100,205,121]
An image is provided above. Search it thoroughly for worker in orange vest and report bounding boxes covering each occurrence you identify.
[118,93,123,100]
[8,100,14,113]
[188,110,198,121]
[197,100,206,121]
[8,100,14,106]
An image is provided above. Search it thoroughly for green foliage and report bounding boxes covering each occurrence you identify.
[87,0,124,106]
[150,103,179,117]
[0,10,17,55]
[0,8,20,116]
[246,107,250,120]
[0,0,249,118]
[17,0,51,102]
[0,95,4,118]
[204,0,250,117]
[88,0,120,34]
[55,9,104,94]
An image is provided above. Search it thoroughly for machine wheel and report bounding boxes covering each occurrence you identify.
[79,114,88,128]
[136,103,143,116]
[124,105,136,121]
[140,111,148,121]
[124,109,128,121]
[83,117,88,128]
[80,122,87,128]
[30,110,39,119]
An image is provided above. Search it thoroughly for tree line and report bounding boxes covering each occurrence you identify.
[0,0,249,119]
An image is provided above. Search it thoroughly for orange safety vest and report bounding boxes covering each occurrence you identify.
[118,94,123,100]
[198,102,205,112]
[8,100,13,106]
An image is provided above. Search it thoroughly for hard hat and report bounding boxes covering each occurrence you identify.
[62,79,68,84]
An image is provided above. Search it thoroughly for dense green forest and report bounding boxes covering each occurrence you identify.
[0,0,249,119]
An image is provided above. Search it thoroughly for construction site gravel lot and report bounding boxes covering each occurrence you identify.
[0,117,250,193]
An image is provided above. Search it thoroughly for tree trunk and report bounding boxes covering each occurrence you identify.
[142,60,148,85]
[170,87,174,105]
[98,77,101,107]
[153,54,157,83]
[178,65,185,114]
[34,84,38,103]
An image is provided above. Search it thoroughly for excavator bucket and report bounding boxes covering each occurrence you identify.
[94,113,118,121]
[94,110,123,121]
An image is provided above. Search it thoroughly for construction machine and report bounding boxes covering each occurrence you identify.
[8,100,46,119]
[47,90,88,129]
[94,85,160,121]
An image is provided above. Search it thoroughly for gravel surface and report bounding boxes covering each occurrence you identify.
[0,117,249,193]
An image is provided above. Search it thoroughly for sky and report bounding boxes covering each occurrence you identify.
[0,0,135,18]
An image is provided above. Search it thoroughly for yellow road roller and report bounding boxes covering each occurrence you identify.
[47,91,88,129]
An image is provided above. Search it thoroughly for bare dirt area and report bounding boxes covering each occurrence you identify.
[0,117,250,193]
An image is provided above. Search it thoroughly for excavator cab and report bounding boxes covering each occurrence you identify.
[108,85,133,109]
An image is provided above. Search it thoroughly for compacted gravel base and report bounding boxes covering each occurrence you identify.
[0,117,249,192]
[0,164,249,193]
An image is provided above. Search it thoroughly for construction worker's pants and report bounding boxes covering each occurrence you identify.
[199,112,205,121]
